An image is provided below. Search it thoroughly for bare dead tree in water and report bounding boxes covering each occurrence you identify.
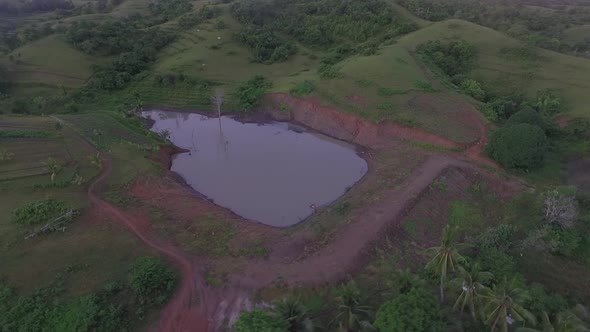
[211,88,224,118]
[211,88,229,156]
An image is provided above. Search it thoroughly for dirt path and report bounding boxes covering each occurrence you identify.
[87,155,214,331]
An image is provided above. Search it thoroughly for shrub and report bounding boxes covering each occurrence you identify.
[128,257,177,305]
[289,80,315,97]
[374,288,444,332]
[506,108,546,130]
[11,199,72,226]
[478,247,516,282]
[486,123,548,169]
[318,64,341,79]
[476,224,515,252]
[527,283,568,319]
[234,310,287,332]
[460,79,485,101]
[233,75,272,112]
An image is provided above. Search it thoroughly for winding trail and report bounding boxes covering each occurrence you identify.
[87,155,212,332]
[72,82,503,331]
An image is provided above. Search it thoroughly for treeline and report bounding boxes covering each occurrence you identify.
[398,0,590,54]
[0,256,176,331]
[0,0,73,14]
[417,39,590,171]
[64,19,174,91]
[235,188,590,332]
[230,0,418,63]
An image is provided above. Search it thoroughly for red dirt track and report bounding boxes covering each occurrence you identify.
[78,88,508,331]
[88,157,212,332]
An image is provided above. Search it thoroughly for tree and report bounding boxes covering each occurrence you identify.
[486,123,548,169]
[516,305,590,332]
[506,108,546,130]
[426,224,466,303]
[46,157,62,182]
[481,278,536,332]
[128,256,176,305]
[273,298,313,332]
[235,310,288,332]
[332,281,375,332]
[534,90,562,116]
[543,189,578,230]
[233,75,271,112]
[88,152,102,169]
[374,287,445,332]
[450,263,493,320]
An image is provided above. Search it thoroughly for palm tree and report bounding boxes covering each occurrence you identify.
[426,224,466,303]
[46,157,61,182]
[274,298,314,332]
[88,152,102,169]
[0,149,14,161]
[450,263,493,320]
[332,281,375,332]
[482,278,536,332]
[517,306,590,332]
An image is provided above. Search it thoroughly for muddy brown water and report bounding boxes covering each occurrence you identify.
[143,110,368,227]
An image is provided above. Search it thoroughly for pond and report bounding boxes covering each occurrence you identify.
[143,110,368,227]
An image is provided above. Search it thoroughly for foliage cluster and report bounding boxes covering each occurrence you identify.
[236,25,296,63]
[0,256,177,331]
[178,5,222,29]
[148,0,193,21]
[231,0,417,62]
[0,129,52,139]
[417,39,477,77]
[11,199,72,226]
[232,75,271,112]
[486,123,548,169]
[398,0,590,54]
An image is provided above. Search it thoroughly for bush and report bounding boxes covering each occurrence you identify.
[128,257,177,305]
[478,247,516,282]
[233,75,272,112]
[527,283,568,319]
[11,199,72,226]
[290,80,315,97]
[374,288,444,332]
[486,123,548,169]
[460,79,485,101]
[475,224,515,252]
[318,64,341,78]
[506,108,546,130]
[234,310,287,332]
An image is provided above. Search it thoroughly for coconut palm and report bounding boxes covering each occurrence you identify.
[331,281,375,332]
[46,157,61,182]
[517,306,590,332]
[426,224,466,303]
[0,149,14,161]
[450,263,493,320]
[274,298,314,332]
[481,278,536,332]
[88,152,102,169]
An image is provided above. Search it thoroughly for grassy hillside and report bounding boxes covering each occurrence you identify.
[393,19,590,119]
[2,34,106,97]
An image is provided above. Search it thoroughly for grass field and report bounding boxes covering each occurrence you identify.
[392,19,590,119]
[3,35,104,96]
[0,115,154,300]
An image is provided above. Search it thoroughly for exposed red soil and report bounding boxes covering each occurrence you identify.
[263,93,461,150]
[73,78,511,331]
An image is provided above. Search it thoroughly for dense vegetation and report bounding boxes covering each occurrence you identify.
[398,0,590,55]
[11,199,72,226]
[0,256,177,331]
[230,0,417,63]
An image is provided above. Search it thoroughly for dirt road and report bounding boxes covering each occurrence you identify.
[87,156,212,332]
